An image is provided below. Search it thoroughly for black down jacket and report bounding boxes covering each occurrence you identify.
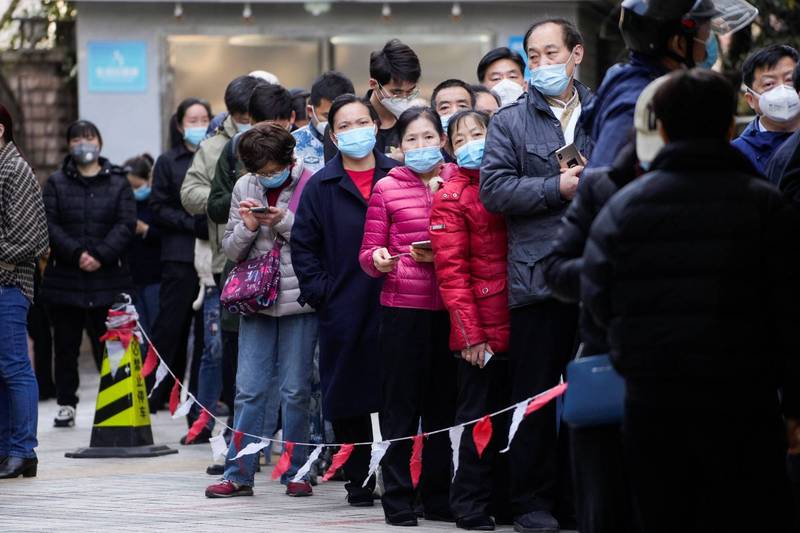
[40,157,136,308]
[581,140,800,416]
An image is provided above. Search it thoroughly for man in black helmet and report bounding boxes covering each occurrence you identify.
[583,0,757,170]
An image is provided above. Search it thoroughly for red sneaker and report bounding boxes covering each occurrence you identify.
[286,481,313,497]
[205,479,253,498]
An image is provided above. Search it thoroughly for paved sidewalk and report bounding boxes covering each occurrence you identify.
[0,353,573,532]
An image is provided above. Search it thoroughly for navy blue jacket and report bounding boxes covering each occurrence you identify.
[732,118,793,178]
[766,129,800,186]
[583,53,668,170]
[480,81,593,308]
[129,198,161,286]
[291,150,400,419]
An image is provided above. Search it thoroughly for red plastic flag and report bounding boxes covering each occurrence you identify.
[472,416,493,458]
[185,410,212,444]
[322,444,354,482]
[271,442,295,480]
[168,379,181,416]
[525,382,568,417]
[410,434,424,489]
[140,345,158,378]
[99,328,134,350]
[233,430,245,473]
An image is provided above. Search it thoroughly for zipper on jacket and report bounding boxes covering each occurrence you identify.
[454,310,472,348]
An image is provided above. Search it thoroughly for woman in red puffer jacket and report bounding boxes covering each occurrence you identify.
[429,110,510,530]
[359,107,457,527]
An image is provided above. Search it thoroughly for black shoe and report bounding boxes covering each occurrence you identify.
[386,511,418,527]
[347,491,375,507]
[457,515,495,531]
[513,511,559,533]
[206,464,224,476]
[180,427,212,445]
[0,456,37,479]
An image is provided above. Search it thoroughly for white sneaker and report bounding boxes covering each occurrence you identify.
[54,405,75,428]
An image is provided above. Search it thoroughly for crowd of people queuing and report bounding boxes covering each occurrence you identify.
[2,0,800,531]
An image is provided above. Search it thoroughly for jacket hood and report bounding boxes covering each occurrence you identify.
[650,139,760,177]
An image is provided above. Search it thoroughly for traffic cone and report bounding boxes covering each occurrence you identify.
[66,298,177,458]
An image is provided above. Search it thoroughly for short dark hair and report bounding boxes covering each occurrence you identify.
[66,119,103,147]
[249,84,294,123]
[431,79,476,109]
[524,18,583,54]
[476,47,526,83]
[310,71,356,107]
[470,84,502,107]
[369,39,421,86]
[396,107,444,141]
[741,44,800,88]
[224,75,266,115]
[290,88,310,121]
[653,68,736,142]
[176,97,212,125]
[795,63,800,91]
[122,153,154,179]
[446,110,491,151]
[327,94,379,131]
[237,122,296,173]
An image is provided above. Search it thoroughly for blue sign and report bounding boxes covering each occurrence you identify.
[88,41,147,93]
[508,35,532,80]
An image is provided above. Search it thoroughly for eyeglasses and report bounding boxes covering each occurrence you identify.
[378,84,420,101]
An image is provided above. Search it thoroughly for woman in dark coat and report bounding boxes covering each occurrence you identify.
[292,94,399,506]
[41,120,136,428]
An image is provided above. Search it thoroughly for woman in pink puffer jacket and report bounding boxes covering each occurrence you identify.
[358,107,458,526]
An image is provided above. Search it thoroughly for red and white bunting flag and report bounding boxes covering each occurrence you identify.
[322,444,354,482]
[168,379,181,415]
[185,411,212,444]
[525,383,568,416]
[472,416,493,458]
[235,439,269,459]
[449,425,464,481]
[140,344,159,378]
[271,442,296,480]
[209,434,228,460]
[292,445,323,483]
[362,441,390,488]
[410,434,424,489]
[148,361,169,399]
[501,401,528,453]
[171,396,194,419]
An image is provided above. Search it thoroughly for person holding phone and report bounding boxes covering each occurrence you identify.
[429,110,511,531]
[358,106,457,526]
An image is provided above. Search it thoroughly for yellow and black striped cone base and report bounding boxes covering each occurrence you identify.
[66,339,177,459]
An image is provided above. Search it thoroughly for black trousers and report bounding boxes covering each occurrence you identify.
[570,424,635,533]
[331,414,375,498]
[508,300,577,519]
[625,400,793,533]
[49,304,109,407]
[450,357,512,522]
[28,270,54,398]
[378,307,456,520]
[148,261,198,409]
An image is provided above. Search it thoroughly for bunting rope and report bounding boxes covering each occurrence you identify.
[133,320,567,452]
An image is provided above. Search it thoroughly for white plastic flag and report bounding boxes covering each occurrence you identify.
[171,396,194,419]
[291,445,323,483]
[235,439,270,459]
[449,425,464,481]
[106,340,126,378]
[362,441,390,488]
[501,401,528,453]
[148,361,169,398]
[209,434,228,460]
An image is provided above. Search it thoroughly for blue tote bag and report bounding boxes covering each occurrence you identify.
[563,350,625,427]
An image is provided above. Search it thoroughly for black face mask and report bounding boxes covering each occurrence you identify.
[70,142,100,165]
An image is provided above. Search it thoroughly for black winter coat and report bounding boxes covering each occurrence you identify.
[581,141,800,416]
[41,157,136,308]
[480,82,594,308]
[150,144,208,264]
[129,198,161,286]
[543,142,638,354]
[291,150,400,419]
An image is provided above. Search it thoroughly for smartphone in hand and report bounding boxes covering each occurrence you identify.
[556,144,586,170]
[249,206,268,214]
[411,240,432,250]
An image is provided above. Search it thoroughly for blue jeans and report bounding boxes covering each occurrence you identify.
[0,286,38,458]
[224,312,318,486]
[193,286,223,428]
[133,282,160,336]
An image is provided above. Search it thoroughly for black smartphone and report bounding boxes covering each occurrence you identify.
[249,206,268,214]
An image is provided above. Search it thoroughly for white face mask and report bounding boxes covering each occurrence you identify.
[491,78,525,107]
[311,108,328,136]
[752,85,800,123]
[380,96,415,118]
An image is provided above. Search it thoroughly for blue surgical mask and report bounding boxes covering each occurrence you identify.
[133,185,151,201]
[335,126,377,159]
[236,122,252,133]
[455,139,486,170]
[184,127,206,147]
[404,146,444,173]
[529,52,574,97]
[698,35,719,70]
[440,114,453,133]
[257,167,291,189]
